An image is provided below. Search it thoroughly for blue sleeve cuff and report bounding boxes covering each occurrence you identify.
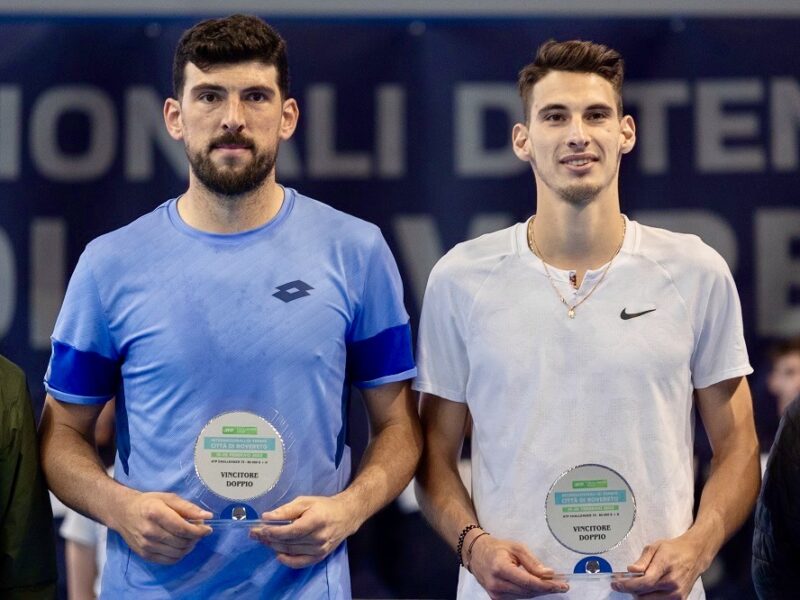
[356,367,418,389]
[46,340,120,399]
[44,384,113,405]
[347,322,415,387]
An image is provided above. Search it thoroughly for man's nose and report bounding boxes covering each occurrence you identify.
[566,118,590,149]
[222,99,245,132]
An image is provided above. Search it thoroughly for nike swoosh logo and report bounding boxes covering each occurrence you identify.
[620,308,657,320]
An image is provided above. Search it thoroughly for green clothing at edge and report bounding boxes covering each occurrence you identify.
[0,355,56,599]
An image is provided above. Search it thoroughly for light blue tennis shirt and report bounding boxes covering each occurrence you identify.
[45,188,416,599]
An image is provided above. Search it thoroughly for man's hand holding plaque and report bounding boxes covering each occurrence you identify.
[467,535,569,598]
[250,494,362,568]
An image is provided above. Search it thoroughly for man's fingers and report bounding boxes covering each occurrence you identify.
[491,575,567,597]
[628,542,660,573]
[612,542,664,593]
[258,501,319,541]
[142,495,212,541]
[513,544,556,579]
[261,541,327,556]
[501,544,567,593]
[144,526,197,551]
[160,494,213,521]
[275,551,320,569]
[140,537,199,562]
[613,557,668,594]
[262,497,310,522]
[495,562,567,594]
[613,572,664,594]
[470,538,568,597]
[258,519,316,542]
[155,511,212,541]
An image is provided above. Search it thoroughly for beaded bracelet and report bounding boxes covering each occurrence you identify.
[456,523,481,566]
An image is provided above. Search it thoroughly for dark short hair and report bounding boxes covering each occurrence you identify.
[517,39,624,120]
[770,337,800,365]
[172,14,289,100]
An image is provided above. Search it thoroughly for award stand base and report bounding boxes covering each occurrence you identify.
[551,555,645,580]
[189,519,293,528]
[552,572,644,582]
[188,502,292,528]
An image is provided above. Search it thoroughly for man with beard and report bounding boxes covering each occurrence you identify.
[414,40,759,599]
[39,15,420,599]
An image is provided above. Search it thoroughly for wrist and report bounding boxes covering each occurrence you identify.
[465,530,491,573]
[683,516,724,571]
[456,523,482,566]
[333,489,369,535]
[103,484,140,532]
[462,526,487,550]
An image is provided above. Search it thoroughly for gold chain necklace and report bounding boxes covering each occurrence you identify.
[527,215,626,319]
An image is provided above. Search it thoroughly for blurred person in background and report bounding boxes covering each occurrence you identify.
[765,337,800,419]
[753,338,800,474]
[0,354,57,599]
[752,376,800,599]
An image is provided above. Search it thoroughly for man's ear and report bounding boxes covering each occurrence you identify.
[619,114,636,155]
[163,97,184,141]
[512,122,532,162]
[279,98,299,140]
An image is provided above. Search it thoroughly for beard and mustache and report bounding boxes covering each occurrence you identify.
[557,183,604,205]
[530,155,612,206]
[187,131,277,197]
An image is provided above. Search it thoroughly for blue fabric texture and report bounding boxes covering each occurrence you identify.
[45,188,415,599]
[347,323,414,386]
[46,340,120,400]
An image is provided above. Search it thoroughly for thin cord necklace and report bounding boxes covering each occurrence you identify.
[527,215,626,319]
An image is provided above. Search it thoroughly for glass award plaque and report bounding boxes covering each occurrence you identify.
[183,409,296,528]
[545,463,642,580]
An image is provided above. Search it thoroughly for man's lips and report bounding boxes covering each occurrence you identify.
[559,153,598,167]
[559,154,598,171]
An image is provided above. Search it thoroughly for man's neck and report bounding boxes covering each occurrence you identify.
[531,188,625,277]
[178,176,284,234]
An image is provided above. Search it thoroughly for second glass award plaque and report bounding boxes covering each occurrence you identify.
[184,409,296,528]
[545,463,641,580]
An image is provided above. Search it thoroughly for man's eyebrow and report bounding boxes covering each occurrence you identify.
[537,103,568,114]
[241,85,276,96]
[585,103,614,112]
[189,83,277,96]
[189,83,226,94]
[537,103,614,112]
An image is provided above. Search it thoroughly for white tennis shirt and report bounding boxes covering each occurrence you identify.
[414,217,752,600]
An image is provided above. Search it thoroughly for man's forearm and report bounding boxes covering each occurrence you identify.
[39,400,137,530]
[416,453,479,553]
[685,434,760,568]
[337,415,422,529]
[416,393,483,555]
[686,377,761,569]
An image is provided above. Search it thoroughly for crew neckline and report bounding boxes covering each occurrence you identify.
[167,186,295,244]
[516,214,636,283]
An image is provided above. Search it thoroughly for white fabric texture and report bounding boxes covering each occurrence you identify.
[414,217,752,600]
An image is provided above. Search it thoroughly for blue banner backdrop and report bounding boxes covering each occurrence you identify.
[1,16,799,408]
[2,14,798,599]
